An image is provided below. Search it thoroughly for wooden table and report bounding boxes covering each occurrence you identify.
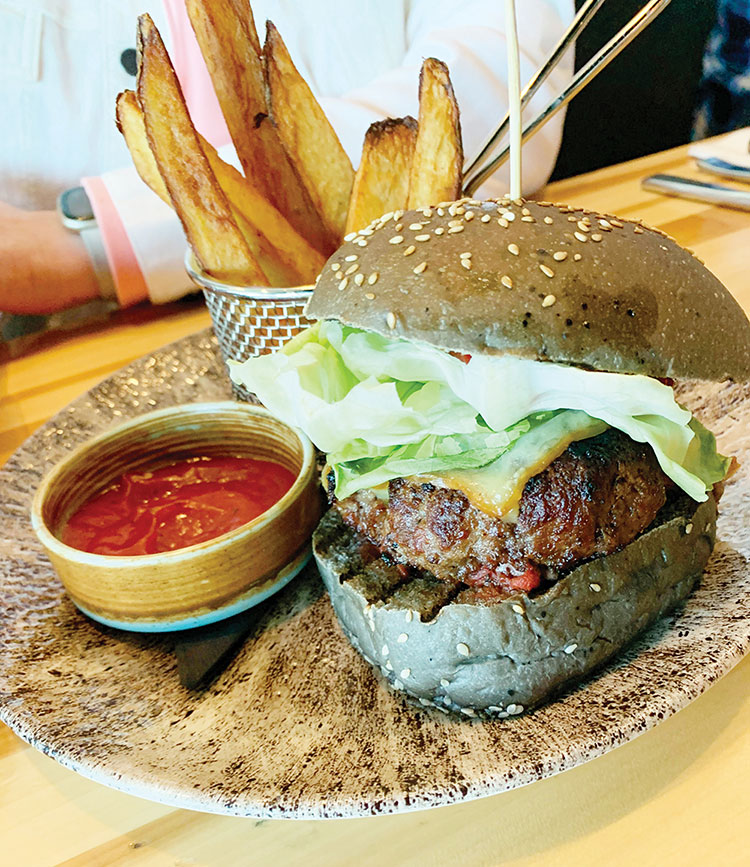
[2,144,749,866]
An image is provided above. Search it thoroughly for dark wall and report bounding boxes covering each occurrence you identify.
[550,0,718,180]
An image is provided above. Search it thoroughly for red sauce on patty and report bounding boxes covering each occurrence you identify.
[62,455,296,556]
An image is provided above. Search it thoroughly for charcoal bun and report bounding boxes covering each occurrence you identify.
[312,494,717,717]
[308,199,750,382]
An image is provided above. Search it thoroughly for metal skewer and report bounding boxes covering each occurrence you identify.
[463,0,673,196]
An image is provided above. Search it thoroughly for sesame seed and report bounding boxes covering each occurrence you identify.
[382,644,389,655]
[461,707,477,717]
[354,273,364,285]
[591,233,603,242]
[413,261,427,274]
[397,633,408,643]
[344,263,359,275]
[360,227,374,236]
[577,220,590,232]
[508,243,520,256]
[393,210,404,220]
[504,211,516,221]
[448,219,462,228]
[364,292,375,300]
[385,660,393,670]
[344,232,357,241]
[419,698,432,707]
[487,705,504,713]
[553,251,568,262]
[564,643,577,654]
[685,522,693,534]
[457,642,470,656]
[481,214,491,223]
[511,704,524,715]
[455,206,466,215]
[498,218,509,228]
[522,207,531,216]
[409,223,423,231]
[521,215,535,222]
[357,239,368,247]
[544,216,554,224]
[574,232,588,243]
[434,227,445,235]
[461,259,472,270]
[415,234,430,242]
[574,253,582,261]
[393,679,403,690]
[512,603,524,614]
[567,215,577,222]
[540,264,554,278]
[339,277,349,290]
[440,678,450,687]
[334,270,344,280]
[368,271,379,284]
[634,226,644,234]
[380,211,393,222]
[404,245,416,256]
[405,610,413,622]
[460,251,472,258]
[422,208,433,217]
[345,254,358,262]
[590,582,601,592]
[501,275,513,289]
[506,703,518,714]
[611,218,623,228]
[400,668,411,679]
[464,210,475,221]
[437,207,445,216]
[448,225,465,234]
[448,204,458,216]
[386,311,397,329]
[389,235,404,244]
[331,262,341,271]
[394,223,403,232]
[542,294,556,307]
[599,219,612,229]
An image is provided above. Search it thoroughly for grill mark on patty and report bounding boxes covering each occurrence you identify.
[333,429,671,595]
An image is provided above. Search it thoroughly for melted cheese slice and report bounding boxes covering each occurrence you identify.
[420,414,608,519]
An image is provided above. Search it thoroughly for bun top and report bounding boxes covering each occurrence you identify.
[307,198,750,381]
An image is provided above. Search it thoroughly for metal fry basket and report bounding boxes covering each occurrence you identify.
[186,252,314,401]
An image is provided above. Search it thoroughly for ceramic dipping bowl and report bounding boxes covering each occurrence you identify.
[31,402,322,632]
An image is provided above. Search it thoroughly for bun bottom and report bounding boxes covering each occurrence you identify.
[312,494,717,717]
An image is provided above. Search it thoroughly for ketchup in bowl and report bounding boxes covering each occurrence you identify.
[62,455,296,556]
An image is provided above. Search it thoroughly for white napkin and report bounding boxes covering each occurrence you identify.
[688,127,750,169]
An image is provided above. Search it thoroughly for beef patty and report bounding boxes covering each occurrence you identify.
[332,429,671,594]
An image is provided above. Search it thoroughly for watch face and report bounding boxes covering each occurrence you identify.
[59,186,95,222]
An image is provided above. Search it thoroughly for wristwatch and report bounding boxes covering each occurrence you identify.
[57,186,117,299]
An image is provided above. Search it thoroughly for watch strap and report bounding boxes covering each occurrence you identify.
[78,225,117,300]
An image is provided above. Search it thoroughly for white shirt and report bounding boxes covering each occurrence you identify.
[1,0,574,302]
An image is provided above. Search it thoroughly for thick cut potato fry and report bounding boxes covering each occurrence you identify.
[407,58,463,209]
[117,86,323,285]
[115,90,170,205]
[185,0,331,256]
[201,138,327,285]
[345,117,418,234]
[136,14,266,285]
[265,21,354,248]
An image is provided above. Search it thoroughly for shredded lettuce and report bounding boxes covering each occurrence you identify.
[229,321,730,505]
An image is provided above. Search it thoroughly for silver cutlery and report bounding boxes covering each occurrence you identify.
[641,174,750,211]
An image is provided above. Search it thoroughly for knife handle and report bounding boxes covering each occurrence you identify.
[642,174,750,211]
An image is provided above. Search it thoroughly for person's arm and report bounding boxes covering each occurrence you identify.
[0,202,99,315]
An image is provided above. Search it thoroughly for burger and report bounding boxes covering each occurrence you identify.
[230,197,750,718]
